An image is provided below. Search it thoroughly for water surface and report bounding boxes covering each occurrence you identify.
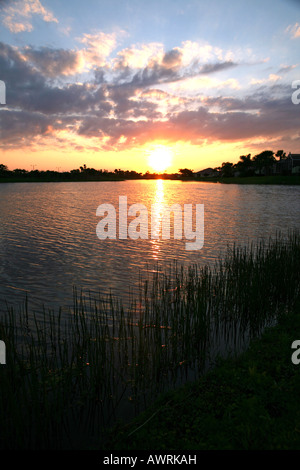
[0,179,299,315]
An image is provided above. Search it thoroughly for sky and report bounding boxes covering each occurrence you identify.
[0,0,300,173]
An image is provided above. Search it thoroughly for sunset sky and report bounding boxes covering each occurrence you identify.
[0,0,300,173]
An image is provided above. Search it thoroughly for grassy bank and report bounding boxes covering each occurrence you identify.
[0,176,124,183]
[0,231,299,449]
[1,175,300,184]
[104,300,300,450]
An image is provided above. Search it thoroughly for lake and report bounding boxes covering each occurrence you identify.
[1,179,300,448]
[0,179,300,317]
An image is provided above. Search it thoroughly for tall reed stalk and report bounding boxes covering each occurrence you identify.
[0,230,299,449]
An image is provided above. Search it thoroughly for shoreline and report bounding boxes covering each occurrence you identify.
[196,175,300,185]
[0,231,299,449]
[0,175,299,185]
[103,299,300,450]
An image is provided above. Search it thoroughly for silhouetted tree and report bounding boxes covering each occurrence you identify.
[13,169,27,176]
[275,150,286,160]
[221,162,234,177]
[240,153,252,165]
[0,164,8,176]
[236,154,254,176]
[253,150,275,175]
[179,168,194,178]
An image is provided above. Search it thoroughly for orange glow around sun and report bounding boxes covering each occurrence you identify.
[147,145,173,172]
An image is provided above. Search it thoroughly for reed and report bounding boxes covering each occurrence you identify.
[0,230,299,449]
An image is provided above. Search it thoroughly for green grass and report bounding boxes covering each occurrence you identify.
[0,230,299,449]
[105,301,300,450]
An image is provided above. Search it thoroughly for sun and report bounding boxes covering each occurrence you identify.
[147,146,173,172]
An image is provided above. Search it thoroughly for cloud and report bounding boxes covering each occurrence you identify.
[250,73,282,86]
[162,49,182,68]
[127,60,181,87]
[114,56,238,90]
[77,31,120,68]
[112,43,183,87]
[0,109,52,148]
[199,61,237,74]
[0,42,111,115]
[169,76,240,94]
[72,85,300,150]
[1,0,58,33]
[111,39,239,90]
[179,41,217,66]
[285,22,300,39]
[171,86,300,143]
[22,46,84,77]
[269,73,282,82]
[0,42,45,92]
[277,64,298,74]
[0,38,299,154]
[113,42,164,70]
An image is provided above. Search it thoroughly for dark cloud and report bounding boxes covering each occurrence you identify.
[169,90,300,143]
[114,55,238,89]
[125,61,181,88]
[22,83,113,116]
[105,82,162,118]
[23,46,82,77]
[75,89,299,149]
[0,109,51,148]
[0,40,299,153]
[162,49,182,68]
[77,117,174,148]
[93,67,107,84]
[0,42,114,115]
[277,64,298,74]
[199,61,238,74]
[0,42,45,93]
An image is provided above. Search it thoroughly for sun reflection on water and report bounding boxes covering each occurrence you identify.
[150,179,165,260]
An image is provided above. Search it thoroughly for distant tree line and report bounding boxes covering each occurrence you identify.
[217,150,284,178]
[185,149,294,178]
[0,164,163,181]
[162,150,291,179]
[0,162,196,181]
[0,149,295,182]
